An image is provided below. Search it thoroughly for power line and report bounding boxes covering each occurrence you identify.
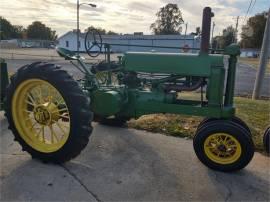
[250,0,257,15]
[243,0,253,23]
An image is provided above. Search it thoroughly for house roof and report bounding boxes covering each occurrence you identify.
[58,31,196,41]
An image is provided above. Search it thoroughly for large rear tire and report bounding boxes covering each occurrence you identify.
[5,62,93,163]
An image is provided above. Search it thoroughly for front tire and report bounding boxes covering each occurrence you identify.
[197,116,251,134]
[193,120,254,172]
[5,62,93,163]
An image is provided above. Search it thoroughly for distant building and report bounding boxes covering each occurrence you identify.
[0,39,19,49]
[0,39,55,49]
[240,48,260,58]
[57,30,201,53]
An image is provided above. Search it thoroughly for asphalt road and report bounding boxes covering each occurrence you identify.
[4,58,270,97]
[0,112,269,201]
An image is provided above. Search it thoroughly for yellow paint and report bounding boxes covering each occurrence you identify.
[12,79,70,153]
[204,133,242,164]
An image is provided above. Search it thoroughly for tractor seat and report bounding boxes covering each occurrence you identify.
[56,47,84,60]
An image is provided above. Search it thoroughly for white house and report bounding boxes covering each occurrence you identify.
[240,48,260,58]
[57,30,201,53]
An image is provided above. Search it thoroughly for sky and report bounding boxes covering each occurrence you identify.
[0,0,269,38]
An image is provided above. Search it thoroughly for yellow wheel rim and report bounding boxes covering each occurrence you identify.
[204,133,242,164]
[12,79,70,153]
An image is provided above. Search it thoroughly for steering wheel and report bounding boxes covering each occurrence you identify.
[84,28,103,58]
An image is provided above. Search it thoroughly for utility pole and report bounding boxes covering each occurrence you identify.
[77,0,80,55]
[211,21,215,46]
[252,8,270,99]
[76,1,96,55]
[234,16,239,43]
[183,23,188,45]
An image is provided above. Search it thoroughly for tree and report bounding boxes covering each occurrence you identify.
[191,27,201,36]
[0,17,24,39]
[240,11,267,48]
[85,26,106,34]
[13,25,26,38]
[26,21,57,40]
[85,26,118,35]
[211,36,222,49]
[150,3,184,35]
[107,30,118,35]
[212,26,236,49]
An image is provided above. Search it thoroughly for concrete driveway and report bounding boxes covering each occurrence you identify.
[0,112,269,201]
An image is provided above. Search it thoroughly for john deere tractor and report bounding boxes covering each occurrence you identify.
[0,7,258,172]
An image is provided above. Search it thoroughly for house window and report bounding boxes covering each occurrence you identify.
[66,41,69,47]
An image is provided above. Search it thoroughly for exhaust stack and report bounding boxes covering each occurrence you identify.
[200,7,214,54]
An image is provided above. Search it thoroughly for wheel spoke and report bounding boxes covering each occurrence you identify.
[210,139,219,145]
[32,88,42,104]
[34,85,44,103]
[30,121,38,130]
[47,86,55,105]
[51,107,68,114]
[41,126,45,143]
[217,151,224,157]
[24,109,33,113]
[228,145,238,150]
[218,135,224,144]
[56,122,68,136]
[35,126,45,143]
[35,127,42,137]
[27,93,37,105]
[47,85,52,97]
[59,115,70,120]
[49,125,59,143]
[25,116,35,122]
[206,144,216,149]
[25,100,35,107]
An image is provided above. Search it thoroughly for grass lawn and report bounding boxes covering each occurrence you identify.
[128,96,270,152]
[238,57,270,73]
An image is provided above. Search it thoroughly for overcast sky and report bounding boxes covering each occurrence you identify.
[0,0,269,37]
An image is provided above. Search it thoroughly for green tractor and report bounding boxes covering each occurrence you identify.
[0,7,257,172]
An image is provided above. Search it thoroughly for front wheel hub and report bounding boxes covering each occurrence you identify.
[34,105,51,125]
[217,144,227,152]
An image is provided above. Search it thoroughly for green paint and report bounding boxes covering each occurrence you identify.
[91,89,124,117]
[123,52,224,77]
